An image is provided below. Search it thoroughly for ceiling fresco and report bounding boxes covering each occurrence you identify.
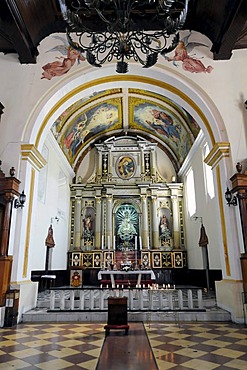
[51,88,200,170]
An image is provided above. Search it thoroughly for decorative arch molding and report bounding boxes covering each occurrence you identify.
[113,199,142,216]
[22,65,228,157]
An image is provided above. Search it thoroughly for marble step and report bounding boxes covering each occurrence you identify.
[22,307,231,323]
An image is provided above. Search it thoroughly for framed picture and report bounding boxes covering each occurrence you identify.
[71,252,82,267]
[116,155,136,179]
[152,252,162,268]
[141,251,150,269]
[70,270,83,288]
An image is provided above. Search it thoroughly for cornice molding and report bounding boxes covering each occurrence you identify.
[21,144,47,171]
[204,142,230,169]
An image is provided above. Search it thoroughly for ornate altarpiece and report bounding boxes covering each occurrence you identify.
[68,136,186,273]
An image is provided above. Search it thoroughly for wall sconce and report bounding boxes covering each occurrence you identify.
[225,187,237,206]
[193,216,203,224]
[51,216,60,224]
[14,191,26,209]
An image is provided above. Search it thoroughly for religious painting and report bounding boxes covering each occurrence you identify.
[161,31,213,74]
[116,155,136,179]
[70,270,83,288]
[60,99,122,164]
[50,89,121,138]
[41,35,85,80]
[130,97,193,165]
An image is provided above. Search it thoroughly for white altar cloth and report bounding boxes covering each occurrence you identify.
[98,270,156,288]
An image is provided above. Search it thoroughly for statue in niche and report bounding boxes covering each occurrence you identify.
[116,205,138,250]
[83,212,94,238]
[118,211,137,240]
[159,212,172,250]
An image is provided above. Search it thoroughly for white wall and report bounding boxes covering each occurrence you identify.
[182,139,221,270]
[29,134,72,272]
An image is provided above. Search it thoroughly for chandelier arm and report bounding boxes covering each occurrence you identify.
[59,0,189,72]
[162,0,189,34]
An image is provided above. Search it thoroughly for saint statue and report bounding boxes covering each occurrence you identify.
[83,213,94,238]
[159,215,171,241]
[45,225,55,248]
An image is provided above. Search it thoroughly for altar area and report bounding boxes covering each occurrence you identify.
[67,135,186,289]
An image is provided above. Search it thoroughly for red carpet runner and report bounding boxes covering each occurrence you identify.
[96,322,158,370]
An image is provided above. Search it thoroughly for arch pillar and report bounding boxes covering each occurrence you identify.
[171,195,180,249]
[95,196,102,250]
[141,195,149,249]
[106,194,113,249]
[151,196,159,249]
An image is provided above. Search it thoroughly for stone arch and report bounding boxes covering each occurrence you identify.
[23,65,228,155]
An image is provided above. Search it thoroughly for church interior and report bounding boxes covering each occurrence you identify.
[0,0,247,368]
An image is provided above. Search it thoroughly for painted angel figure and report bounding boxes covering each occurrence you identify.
[162,32,213,74]
[41,36,85,80]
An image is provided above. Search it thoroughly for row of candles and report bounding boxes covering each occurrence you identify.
[101,235,150,250]
[99,283,176,290]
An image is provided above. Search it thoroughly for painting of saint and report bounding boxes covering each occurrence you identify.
[149,109,181,143]
[63,114,90,157]
[117,156,135,179]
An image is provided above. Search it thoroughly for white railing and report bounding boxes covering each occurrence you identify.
[49,288,204,311]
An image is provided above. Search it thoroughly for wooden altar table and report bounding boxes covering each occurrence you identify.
[98,270,156,288]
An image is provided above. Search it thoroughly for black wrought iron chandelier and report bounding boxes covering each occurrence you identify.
[59,0,189,73]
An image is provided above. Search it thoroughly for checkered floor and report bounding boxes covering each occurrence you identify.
[145,322,247,369]
[0,323,104,369]
[0,322,246,369]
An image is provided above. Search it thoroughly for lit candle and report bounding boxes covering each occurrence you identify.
[113,236,116,250]
[101,236,104,250]
[135,236,137,250]
[122,284,124,289]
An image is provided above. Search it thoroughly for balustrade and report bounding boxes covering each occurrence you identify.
[49,288,204,312]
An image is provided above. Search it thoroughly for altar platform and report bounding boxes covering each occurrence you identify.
[22,286,231,323]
